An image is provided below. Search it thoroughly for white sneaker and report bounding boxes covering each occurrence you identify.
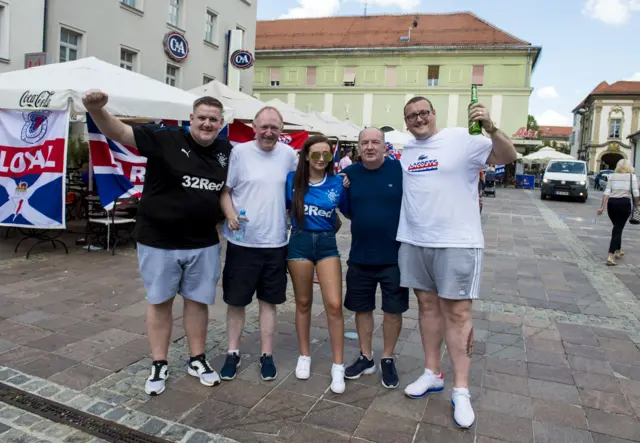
[451,387,475,428]
[296,355,311,380]
[330,363,346,394]
[187,355,221,387]
[404,369,444,399]
[145,361,168,396]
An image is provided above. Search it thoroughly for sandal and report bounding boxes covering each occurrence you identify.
[615,250,625,259]
[606,256,617,266]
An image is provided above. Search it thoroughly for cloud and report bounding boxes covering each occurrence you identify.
[625,72,640,81]
[536,110,573,126]
[360,0,421,10]
[537,86,559,99]
[582,0,640,25]
[280,0,341,19]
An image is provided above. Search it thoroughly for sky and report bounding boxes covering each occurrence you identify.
[256,0,640,128]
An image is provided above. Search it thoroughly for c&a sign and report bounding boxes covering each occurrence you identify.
[164,32,189,62]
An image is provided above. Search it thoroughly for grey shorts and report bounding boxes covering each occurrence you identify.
[137,243,222,305]
[398,243,483,300]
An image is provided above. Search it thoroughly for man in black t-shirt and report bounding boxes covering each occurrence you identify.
[83,90,231,396]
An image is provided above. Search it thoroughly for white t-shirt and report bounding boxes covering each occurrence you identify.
[223,141,297,248]
[339,156,352,170]
[397,127,493,249]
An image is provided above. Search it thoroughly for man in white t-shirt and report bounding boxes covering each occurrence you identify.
[219,106,297,383]
[398,96,517,428]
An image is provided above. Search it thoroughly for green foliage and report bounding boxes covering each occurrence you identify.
[527,115,539,131]
[67,137,89,168]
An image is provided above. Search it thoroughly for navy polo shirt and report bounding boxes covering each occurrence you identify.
[342,158,403,265]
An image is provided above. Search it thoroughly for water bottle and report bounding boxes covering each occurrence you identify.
[234,209,248,241]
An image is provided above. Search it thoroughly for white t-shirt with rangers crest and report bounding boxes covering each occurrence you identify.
[396,127,493,249]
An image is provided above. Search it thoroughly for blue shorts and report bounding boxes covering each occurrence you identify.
[137,243,222,305]
[287,229,339,263]
[345,261,409,314]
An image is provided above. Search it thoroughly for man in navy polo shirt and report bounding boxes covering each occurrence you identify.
[341,127,407,389]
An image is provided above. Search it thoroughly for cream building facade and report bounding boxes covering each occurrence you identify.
[572,81,640,173]
[0,0,257,92]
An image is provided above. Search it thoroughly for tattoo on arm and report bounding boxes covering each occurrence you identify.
[466,327,475,358]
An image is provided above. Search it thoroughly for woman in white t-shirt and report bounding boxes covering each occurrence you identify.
[596,159,640,266]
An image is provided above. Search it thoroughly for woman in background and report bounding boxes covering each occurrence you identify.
[286,135,348,394]
[597,159,640,266]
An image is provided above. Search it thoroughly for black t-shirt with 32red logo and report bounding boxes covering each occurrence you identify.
[133,124,232,250]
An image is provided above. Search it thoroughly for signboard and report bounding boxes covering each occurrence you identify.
[230,50,254,70]
[24,52,47,69]
[0,110,69,229]
[513,127,539,139]
[164,32,189,62]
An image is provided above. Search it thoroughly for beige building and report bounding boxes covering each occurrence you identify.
[0,0,257,91]
[571,81,640,173]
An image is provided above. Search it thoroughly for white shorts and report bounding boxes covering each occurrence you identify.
[398,243,483,300]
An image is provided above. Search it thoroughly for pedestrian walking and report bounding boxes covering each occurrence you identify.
[340,127,408,390]
[219,107,297,382]
[596,159,640,266]
[82,90,232,396]
[399,96,517,428]
[286,135,348,393]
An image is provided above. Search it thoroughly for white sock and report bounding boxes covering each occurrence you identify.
[228,350,239,355]
[332,363,344,369]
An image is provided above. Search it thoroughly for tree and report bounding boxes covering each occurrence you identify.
[527,115,539,131]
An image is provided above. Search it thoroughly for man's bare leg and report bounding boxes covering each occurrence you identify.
[183,299,208,357]
[382,313,403,358]
[440,299,473,388]
[355,312,374,358]
[147,299,174,361]
[416,290,444,373]
[258,301,277,355]
[226,305,246,352]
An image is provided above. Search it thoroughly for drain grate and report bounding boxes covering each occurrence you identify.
[0,382,171,443]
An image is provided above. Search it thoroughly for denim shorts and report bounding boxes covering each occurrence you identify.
[287,229,340,263]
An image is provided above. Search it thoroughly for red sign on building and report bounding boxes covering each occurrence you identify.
[513,127,539,139]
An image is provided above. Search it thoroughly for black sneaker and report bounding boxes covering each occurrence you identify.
[220,352,241,381]
[345,352,376,380]
[381,357,399,389]
[187,354,221,387]
[145,360,168,396]
[260,354,278,381]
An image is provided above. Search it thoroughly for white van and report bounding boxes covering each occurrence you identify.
[540,159,588,202]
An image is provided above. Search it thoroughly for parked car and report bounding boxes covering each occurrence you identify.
[595,169,614,191]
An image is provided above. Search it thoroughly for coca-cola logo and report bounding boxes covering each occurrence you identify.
[19,90,55,109]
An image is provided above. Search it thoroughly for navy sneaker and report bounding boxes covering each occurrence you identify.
[260,354,278,381]
[381,357,399,389]
[220,352,241,381]
[345,352,376,380]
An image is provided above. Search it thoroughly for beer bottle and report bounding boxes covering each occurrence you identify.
[469,84,483,136]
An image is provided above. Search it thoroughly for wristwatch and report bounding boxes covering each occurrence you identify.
[485,121,499,135]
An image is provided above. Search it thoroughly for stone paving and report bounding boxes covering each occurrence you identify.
[1,187,640,442]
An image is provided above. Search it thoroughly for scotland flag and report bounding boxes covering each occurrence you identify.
[0,109,69,229]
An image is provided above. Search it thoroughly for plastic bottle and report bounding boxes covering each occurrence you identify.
[234,209,248,241]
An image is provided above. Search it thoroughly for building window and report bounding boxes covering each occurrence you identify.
[385,66,396,87]
[203,75,214,85]
[428,66,440,87]
[609,118,621,139]
[343,67,356,87]
[205,10,218,44]
[306,67,316,86]
[60,28,81,63]
[168,0,180,27]
[270,68,280,87]
[166,64,179,86]
[236,25,245,47]
[472,65,484,86]
[120,0,136,7]
[120,48,136,71]
[0,3,9,60]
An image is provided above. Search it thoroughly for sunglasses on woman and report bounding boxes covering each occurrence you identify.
[309,151,333,162]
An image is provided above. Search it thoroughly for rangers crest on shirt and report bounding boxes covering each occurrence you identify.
[217,152,228,168]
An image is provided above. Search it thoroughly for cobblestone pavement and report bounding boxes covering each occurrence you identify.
[1,187,640,442]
